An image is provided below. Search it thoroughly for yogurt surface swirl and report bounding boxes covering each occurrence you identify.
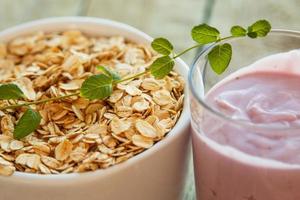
[204,50,300,165]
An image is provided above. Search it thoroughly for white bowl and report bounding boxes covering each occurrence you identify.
[0,17,191,200]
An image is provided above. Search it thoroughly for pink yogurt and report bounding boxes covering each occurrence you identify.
[192,50,300,200]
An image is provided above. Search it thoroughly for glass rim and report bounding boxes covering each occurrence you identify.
[188,29,300,131]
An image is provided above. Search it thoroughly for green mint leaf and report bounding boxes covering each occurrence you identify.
[14,108,41,140]
[0,83,24,100]
[96,66,121,81]
[150,56,175,79]
[247,32,258,38]
[231,26,247,37]
[191,24,220,44]
[80,74,113,100]
[208,43,232,75]
[247,19,271,38]
[151,38,174,55]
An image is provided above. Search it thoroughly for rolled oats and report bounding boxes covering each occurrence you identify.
[132,134,153,149]
[15,77,37,100]
[0,164,15,176]
[116,106,133,118]
[110,117,131,135]
[55,140,73,161]
[135,120,157,138]
[15,153,41,170]
[141,78,161,91]
[41,156,61,169]
[132,100,150,112]
[152,90,173,106]
[108,90,124,103]
[0,43,7,58]
[9,140,24,151]
[39,163,51,174]
[0,157,13,166]
[125,85,142,96]
[0,31,184,176]
[70,146,87,162]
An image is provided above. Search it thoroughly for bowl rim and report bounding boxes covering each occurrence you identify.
[0,16,191,181]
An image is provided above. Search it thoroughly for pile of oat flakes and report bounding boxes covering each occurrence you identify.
[0,30,184,176]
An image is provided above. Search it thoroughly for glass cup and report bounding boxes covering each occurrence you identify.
[189,30,300,200]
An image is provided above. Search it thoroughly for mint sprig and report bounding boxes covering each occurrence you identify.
[13,108,41,140]
[151,19,271,75]
[149,56,175,79]
[0,19,271,140]
[230,26,247,37]
[247,20,271,38]
[80,74,113,100]
[151,38,173,55]
[0,84,25,100]
[97,65,121,81]
[191,24,220,44]
[208,43,232,74]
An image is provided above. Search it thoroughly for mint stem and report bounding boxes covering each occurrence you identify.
[173,44,202,59]
[0,92,80,110]
[113,70,149,84]
[217,36,235,42]
[173,36,236,60]
[0,29,252,111]
[1,70,150,111]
